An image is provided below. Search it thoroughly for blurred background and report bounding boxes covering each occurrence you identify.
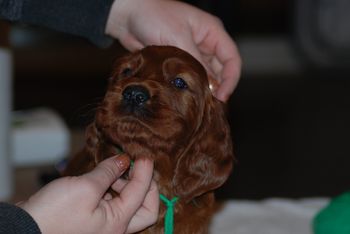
[1,0,350,201]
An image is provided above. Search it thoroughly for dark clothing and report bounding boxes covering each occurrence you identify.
[0,202,41,234]
[0,1,116,233]
[0,0,114,47]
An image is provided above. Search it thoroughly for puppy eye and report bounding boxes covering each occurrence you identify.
[172,77,188,89]
[121,67,133,77]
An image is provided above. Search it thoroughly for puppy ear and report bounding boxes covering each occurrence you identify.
[63,123,100,176]
[172,95,234,202]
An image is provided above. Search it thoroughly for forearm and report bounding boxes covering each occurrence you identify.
[0,0,114,47]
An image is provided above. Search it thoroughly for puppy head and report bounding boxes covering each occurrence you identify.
[88,46,233,200]
[94,46,209,158]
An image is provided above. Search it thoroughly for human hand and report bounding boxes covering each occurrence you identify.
[105,0,241,102]
[19,155,159,234]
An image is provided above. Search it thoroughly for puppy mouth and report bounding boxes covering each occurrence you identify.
[119,103,153,120]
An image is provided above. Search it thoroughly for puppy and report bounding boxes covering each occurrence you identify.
[64,45,233,234]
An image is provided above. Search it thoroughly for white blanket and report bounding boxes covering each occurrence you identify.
[210,198,329,234]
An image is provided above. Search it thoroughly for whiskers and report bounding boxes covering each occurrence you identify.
[69,97,103,127]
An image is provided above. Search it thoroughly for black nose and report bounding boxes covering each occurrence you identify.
[122,85,150,106]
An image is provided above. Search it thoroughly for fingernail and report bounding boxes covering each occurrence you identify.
[115,154,130,172]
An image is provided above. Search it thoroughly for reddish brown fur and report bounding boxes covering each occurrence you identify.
[64,46,234,234]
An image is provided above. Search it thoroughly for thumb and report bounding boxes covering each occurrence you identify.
[82,154,130,200]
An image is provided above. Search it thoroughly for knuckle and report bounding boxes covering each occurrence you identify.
[98,163,119,180]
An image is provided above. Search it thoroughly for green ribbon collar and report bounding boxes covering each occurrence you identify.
[159,194,179,234]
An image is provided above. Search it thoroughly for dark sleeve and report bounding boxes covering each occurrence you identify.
[0,0,115,47]
[0,202,41,234]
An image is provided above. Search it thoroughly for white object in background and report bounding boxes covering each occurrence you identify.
[0,47,13,200]
[11,108,70,166]
[210,198,328,234]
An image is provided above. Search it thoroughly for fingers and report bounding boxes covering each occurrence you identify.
[213,31,241,102]
[176,24,240,102]
[191,15,241,102]
[82,154,130,202]
[126,180,159,233]
[108,158,154,218]
[190,38,241,102]
[109,160,159,233]
[111,177,128,193]
[215,57,241,102]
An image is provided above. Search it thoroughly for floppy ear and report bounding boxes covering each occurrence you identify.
[172,94,234,202]
[63,123,114,176]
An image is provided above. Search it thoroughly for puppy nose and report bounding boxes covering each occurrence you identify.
[122,85,150,106]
